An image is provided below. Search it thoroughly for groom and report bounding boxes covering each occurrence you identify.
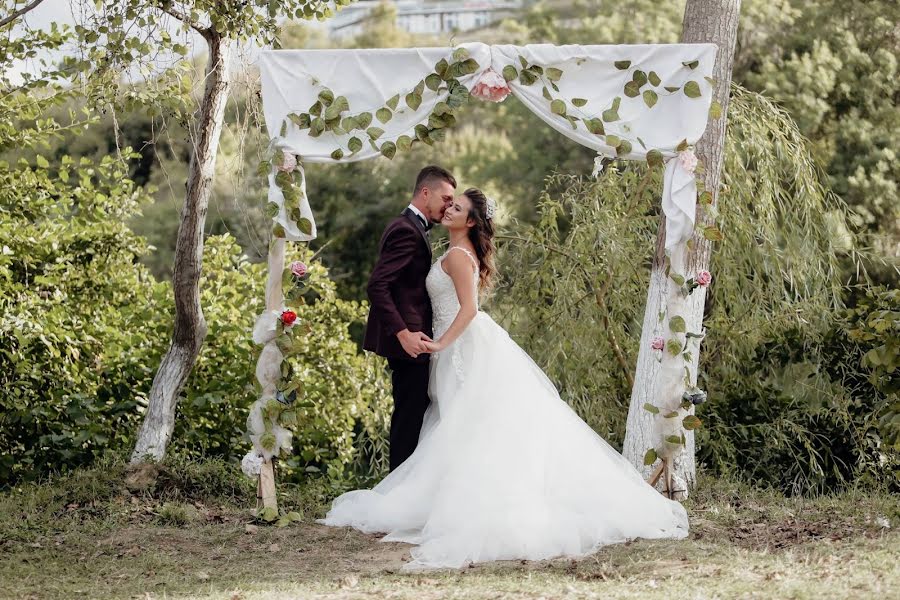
[364,165,457,471]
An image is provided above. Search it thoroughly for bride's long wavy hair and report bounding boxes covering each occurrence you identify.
[461,187,496,295]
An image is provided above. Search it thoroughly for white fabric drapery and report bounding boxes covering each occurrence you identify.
[257,42,716,250]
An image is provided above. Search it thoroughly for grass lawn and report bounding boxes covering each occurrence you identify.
[1,459,897,599]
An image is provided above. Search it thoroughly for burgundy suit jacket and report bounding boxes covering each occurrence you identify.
[363,208,433,362]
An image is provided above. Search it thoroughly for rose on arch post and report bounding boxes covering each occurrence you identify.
[290,261,308,278]
[678,149,698,174]
[696,270,712,287]
[278,152,297,173]
[651,336,665,351]
[280,309,298,328]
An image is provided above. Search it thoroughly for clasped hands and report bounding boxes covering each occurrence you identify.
[397,329,446,358]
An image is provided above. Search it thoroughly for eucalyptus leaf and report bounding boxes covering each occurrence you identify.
[682,60,699,69]
[434,58,449,77]
[664,86,680,93]
[323,95,348,120]
[425,73,442,90]
[571,98,588,107]
[624,81,641,98]
[643,448,658,466]
[272,224,286,239]
[665,435,684,445]
[348,136,363,153]
[298,218,313,235]
[405,92,422,111]
[643,403,660,414]
[683,81,702,98]
[380,141,397,159]
[356,112,373,129]
[614,60,631,70]
[669,316,686,333]
[550,99,566,116]
[317,89,334,105]
[452,47,469,61]
[583,118,604,135]
[542,86,552,101]
[643,89,658,108]
[330,149,344,160]
[265,202,280,219]
[376,107,392,123]
[397,135,412,151]
[632,70,648,86]
[367,127,385,140]
[288,113,310,129]
[502,65,518,82]
[616,140,632,156]
[519,70,538,86]
[546,67,563,81]
[682,415,702,430]
[386,94,399,110]
[709,100,723,119]
[667,339,682,355]
[460,58,480,75]
[676,139,689,152]
[605,134,621,148]
[649,71,661,86]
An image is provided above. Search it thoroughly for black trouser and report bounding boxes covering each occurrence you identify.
[387,358,431,471]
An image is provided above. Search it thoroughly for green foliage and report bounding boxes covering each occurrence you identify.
[738,0,900,249]
[0,151,167,485]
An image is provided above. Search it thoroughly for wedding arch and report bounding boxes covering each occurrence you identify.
[245,42,718,515]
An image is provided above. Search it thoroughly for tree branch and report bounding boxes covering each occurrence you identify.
[156,1,209,37]
[0,0,46,29]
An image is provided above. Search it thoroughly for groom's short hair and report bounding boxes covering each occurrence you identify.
[414,165,457,196]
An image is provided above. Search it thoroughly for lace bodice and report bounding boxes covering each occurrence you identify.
[426,247,479,340]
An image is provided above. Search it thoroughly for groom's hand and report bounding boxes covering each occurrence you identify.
[397,329,432,358]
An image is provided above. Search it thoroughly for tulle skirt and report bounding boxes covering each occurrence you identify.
[318,312,688,570]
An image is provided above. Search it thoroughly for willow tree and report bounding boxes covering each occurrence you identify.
[498,81,848,488]
[124,0,353,465]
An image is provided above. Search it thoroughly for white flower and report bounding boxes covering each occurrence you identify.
[678,149,698,173]
[592,155,605,178]
[278,152,297,172]
[241,451,264,477]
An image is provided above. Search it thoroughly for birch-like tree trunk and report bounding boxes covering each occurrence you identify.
[622,0,742,487]
[130,32,232,463]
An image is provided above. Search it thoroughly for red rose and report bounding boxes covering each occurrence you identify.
[281,310,297,326]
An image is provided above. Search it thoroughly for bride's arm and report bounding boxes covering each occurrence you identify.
[424,251,477,352]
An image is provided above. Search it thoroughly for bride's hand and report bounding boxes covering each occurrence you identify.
[424,339,445,353]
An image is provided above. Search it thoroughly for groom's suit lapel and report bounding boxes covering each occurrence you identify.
[401,207,432,258]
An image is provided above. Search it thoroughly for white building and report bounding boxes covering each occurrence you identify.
[328,1,522,39]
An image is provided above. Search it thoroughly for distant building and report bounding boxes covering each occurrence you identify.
[327,0,522,39]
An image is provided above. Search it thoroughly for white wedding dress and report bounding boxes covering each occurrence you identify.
[319,247,688,570]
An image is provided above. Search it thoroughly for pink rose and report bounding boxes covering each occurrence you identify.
[290,261,308,278]
[678,149,698,174]
[471,68,511,103]
[280,310,297,326]
[696,270,712,287]
[278,152,297,173]
[651,336,665,351]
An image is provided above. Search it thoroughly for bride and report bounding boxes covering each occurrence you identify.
[319,188,688,570]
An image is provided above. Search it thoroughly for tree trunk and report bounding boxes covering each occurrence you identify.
[622,0,741,488]
[130,33,232,464]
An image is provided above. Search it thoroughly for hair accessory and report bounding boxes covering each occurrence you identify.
[485,197,496,220]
